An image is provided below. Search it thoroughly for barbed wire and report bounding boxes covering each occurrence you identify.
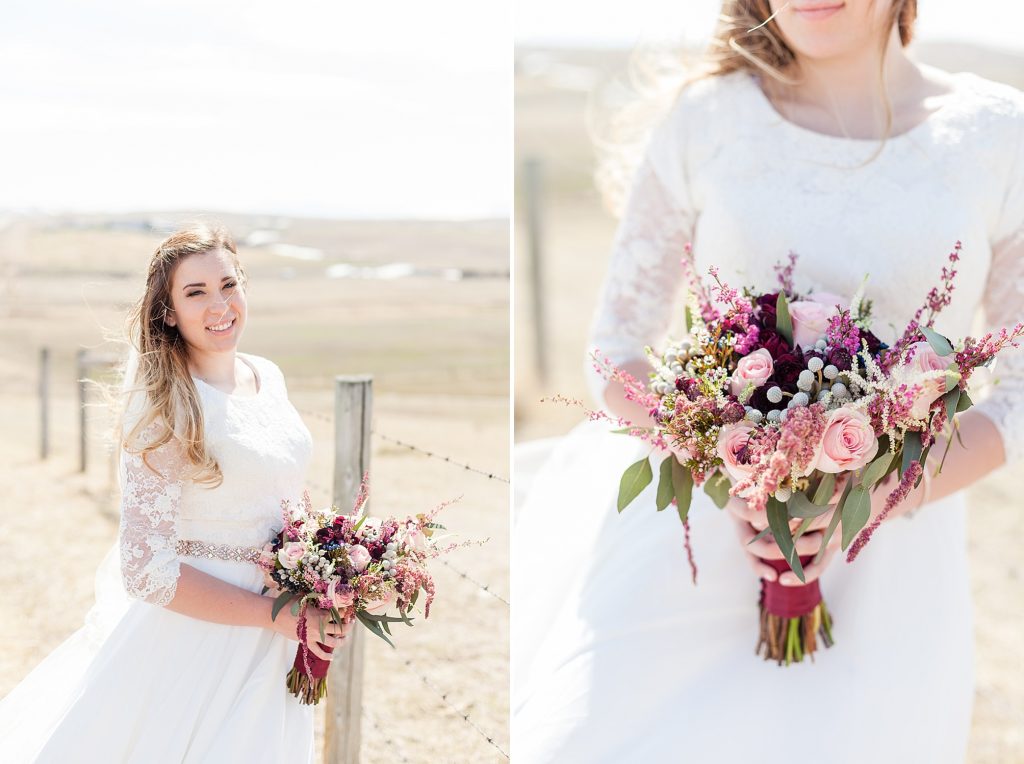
[295,407,509,485]
[403,658,509,760]
[364,709,411,763]
[439,559,509,607]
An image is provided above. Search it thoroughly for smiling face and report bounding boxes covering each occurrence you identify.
[768,0,893,62]
[164,248,247,355]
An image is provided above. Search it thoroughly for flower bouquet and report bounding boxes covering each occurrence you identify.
[258,478,452,704]
[590,242,1022,665]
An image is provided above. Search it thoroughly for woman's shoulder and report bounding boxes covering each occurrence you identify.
[936,65,1024,138]
[237,352,287,391]
[664,69,751,123]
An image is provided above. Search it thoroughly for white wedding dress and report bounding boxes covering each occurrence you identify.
[513,66,1024,762]
[0,352,318,762]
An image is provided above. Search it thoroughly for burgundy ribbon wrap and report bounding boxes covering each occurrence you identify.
[760,556,821,618]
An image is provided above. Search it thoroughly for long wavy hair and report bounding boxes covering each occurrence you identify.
[594,0,919,211]
[116,221,248,485]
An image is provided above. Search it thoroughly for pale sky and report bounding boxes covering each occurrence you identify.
[516,0,1024,52]
[0,0,511,220]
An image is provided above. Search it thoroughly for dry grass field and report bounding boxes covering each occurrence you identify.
[514,44,1024,761]
[0,212,510,762]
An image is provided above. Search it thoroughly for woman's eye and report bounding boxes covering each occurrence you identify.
[187,290,203,297]
[224,282,236,290]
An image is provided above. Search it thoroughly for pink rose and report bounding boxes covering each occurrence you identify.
[716,421,758,485]
[404,528,429,553]
[327,578,356,610]
[730,348,774,398]
[363,589,397,615]
[807,291,850,312]
[904,342,948,420]
[815,408,879,473]
[347,544,371,573]
[277,541,305,570]
[789,300,835,350]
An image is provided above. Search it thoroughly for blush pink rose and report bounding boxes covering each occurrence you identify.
[347,544,372,573]
[730,348,774,397]
[716,421,758,485]
[363,589,397,615]
[404,528,429,553]
[327,578,356,610]
[807,291,850,312]
[789,300,835,350]
[277,541,305,570]
[904,341,948,419]
[815,408,879,473]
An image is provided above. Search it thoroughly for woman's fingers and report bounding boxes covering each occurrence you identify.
[780,544,836,586]
[731,515,778,581]
[307,640,333,660]
[747,529,826,561]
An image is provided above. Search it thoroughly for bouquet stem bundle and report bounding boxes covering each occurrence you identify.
[756,557,833,665]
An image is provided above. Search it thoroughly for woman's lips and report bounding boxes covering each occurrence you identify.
[206,317,236,334]
[793,3,844,20]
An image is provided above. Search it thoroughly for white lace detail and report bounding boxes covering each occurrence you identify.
[586,160,694,406]
[118,420,186,606]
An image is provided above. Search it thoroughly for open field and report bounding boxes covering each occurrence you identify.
[515,44,1024,761]
[0,212,510,762]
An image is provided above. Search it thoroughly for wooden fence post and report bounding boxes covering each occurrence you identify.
[324,375,372,763]
[39,347,50,459]
[77,349,87,473]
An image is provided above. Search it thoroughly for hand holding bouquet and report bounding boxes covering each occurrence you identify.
[589,242,1022,665]
[258,477,453,703]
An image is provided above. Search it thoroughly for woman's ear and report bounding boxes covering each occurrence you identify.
[164,307,177,327]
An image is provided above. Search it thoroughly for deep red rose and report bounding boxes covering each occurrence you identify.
[759,331,792,360]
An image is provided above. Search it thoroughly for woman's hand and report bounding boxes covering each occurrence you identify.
[268,601,352,660]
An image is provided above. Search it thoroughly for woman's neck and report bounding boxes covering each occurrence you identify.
[188,350,239,387]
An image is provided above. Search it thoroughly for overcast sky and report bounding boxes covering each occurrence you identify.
[0,1,510,220]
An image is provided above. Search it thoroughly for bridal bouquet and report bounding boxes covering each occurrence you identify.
[590,242,1023,666]
[258,478,452,704]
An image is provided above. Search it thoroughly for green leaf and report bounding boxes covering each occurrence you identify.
[672,459,695,524]
[814,479,852,565]
[767,497,804,582]
[329,607,344,626]
[319,616,327,643]
[788,491,832,519]
[776,292,794,347]
[356,611,395,648]
[956,391,973,413]
[840,487,872,551]
[793,516,815,541]
[617,457,654,512]
[811,472,836,506]
[260,585,269,596]
[860,450,895,490]
[290,599,301,617]
[702,470,732,509]
[941,388,960,422]
[747,526,772,545]
[900,430,923,479]
[271,591,294,622]
[656,457,674,511]
[359,612,410,624]
[683,305,694,334]
[920,325,954,356]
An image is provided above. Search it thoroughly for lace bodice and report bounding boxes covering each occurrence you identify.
[117,353,314,606]
[588,65,1024,463]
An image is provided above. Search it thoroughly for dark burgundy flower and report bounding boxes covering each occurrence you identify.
[315,527,335,545]
[755,292,780,330]
[721,400,746,423]
[827,346,853,371]
[772,351,805,389]
[760,331,792,360]
[678,377,701,401]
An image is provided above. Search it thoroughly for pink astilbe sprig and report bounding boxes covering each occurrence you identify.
[954,323,1024,382]
[589,351,662,412]
[682,517,698,585]
[542,392,670,451]
[681,242,720,323]
[773,251,798,295]
[846,460,923,562]
[733,404,828,512]
[884,241,962,370]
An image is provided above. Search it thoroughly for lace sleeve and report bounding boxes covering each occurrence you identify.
[117,420,188,606]
[585,104,698,407]
[972,107,1024,465]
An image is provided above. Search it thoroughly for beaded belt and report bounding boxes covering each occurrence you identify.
[175,539,263,564]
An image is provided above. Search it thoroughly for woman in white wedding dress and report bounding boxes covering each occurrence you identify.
[0,222,350,762]
[513,1,1023,761]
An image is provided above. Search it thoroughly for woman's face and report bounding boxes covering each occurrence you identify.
[164,248,247,354]
[767,0,892,62]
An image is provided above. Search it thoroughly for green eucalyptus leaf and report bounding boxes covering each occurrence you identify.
[748,526,772,545]
[271,591,294,622]
[356,611,395,648]
[319,616,327,643]
[656,457,674,511]
[672,459,695,524]
[776,292,794,347]
[811,472,836,506]
[900,430,923,479]
[290,599,301,617]
[814,479,852,565]
[941,388,961,422]
[683,306,694,334]
[767,497,804,582]
[956,391,973,413]
[702,470,732,509]
[788,491,831,519]
[860,450,895,490]
[840,486,871,551]
[617,457,654,512]
[920,325,954,356]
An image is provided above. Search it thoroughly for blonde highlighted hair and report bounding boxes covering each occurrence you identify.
[116,220,247,485]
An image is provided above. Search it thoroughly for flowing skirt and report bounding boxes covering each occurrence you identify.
[0,543,314,763]
[512,421,973,763]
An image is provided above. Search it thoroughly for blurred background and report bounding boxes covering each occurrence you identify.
[514,2,1023,761]
[0,2,509,762]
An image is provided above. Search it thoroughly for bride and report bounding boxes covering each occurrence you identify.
[0,222,350,761]
[513,1,1022,761]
